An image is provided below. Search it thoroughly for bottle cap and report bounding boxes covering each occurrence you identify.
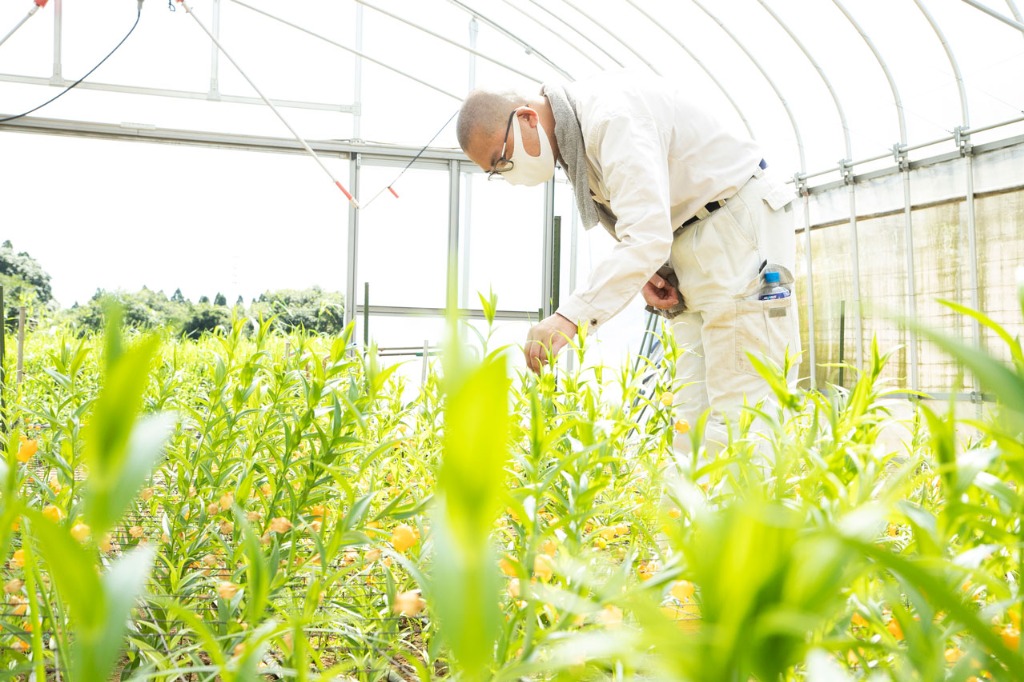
[765,270,780,283]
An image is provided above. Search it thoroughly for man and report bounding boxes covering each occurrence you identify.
[457,71,800,451]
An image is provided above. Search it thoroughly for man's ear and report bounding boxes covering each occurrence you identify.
[517,107,539,129]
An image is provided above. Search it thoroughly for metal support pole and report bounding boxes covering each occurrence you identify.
[459,18,478,309]
[540,179,556,318]
[840,159,864,371]
[344,154,361,337]
[353,3,364,139]
[52,0,63,83]
[16,308,25,386]
[459,171,473,309]
[363,282,370,348]
[958,127,983,414]
[838,299,846,389]
[798,176,817,390]
[421,339,429,385]
[895,144,919,392]
[565,204,580,374]
[210,0,221,98]
[551,215,562,312]
[446,159,462,311]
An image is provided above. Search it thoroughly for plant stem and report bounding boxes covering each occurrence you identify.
[22,528,48,682]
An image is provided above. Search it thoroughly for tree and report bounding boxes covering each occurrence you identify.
[251,287,346,335]
[0,241,54,327]
[198,295,210,305]
[181,305,231,339]
[60,288,191,334]
[213,292,227,306]
[171,288,186,304]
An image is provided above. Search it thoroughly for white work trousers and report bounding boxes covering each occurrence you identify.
[669,169,800,454]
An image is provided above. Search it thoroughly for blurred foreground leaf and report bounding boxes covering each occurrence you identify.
[428,330,510,679]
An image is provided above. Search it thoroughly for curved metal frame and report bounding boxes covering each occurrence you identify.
[624,0,755,139]
[915,0,982,396]
[756,0,852,391]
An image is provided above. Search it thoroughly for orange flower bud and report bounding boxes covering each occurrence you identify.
[391,524,418,552]
[41,505,64,523]
[16,439,37,463]
[217,581,239,600]
[70,523,91,542]
[533,554,555,582]
[269,517,292,534]
[393,590,425,617]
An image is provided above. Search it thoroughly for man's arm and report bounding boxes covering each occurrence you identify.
[553,111,676,335]
[524,313,577,373]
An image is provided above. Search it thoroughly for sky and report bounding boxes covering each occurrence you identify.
[1,0,1022,361]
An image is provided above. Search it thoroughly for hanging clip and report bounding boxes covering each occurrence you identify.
[954,126,972,157]
[793,173,809,198]
[838,159,853,185]
[892,143,909,172]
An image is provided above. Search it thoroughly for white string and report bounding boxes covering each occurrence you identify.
[177,0,359,207]
[0,4,41,51]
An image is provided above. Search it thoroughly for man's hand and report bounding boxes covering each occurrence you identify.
[525,313,577,374]
[641,272,680,310]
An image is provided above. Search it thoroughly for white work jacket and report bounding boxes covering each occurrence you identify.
[555,71,764,330]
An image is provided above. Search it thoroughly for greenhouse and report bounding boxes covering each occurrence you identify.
[1,0,1023,680]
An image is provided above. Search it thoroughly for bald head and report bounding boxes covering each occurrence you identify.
[456,89,529,153]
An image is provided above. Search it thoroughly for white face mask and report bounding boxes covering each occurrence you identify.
[502,111,555,186]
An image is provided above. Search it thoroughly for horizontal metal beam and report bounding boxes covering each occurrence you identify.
[799,131,1024,196]
[353,304,538,322]
[0,73,354,113]
[0,114,469,162]
[795,113,1024,187]
[882,391,993,403]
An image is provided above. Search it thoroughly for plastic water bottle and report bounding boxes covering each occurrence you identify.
[758,270,790,300]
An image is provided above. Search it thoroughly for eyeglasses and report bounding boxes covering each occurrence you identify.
[487,109,517,180]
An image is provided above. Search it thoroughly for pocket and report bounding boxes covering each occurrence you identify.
[688,204,757,278]
[760,171,796,211]
[762,185,795,211]
[733,295,799,376]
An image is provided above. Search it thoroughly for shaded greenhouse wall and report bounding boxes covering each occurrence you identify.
[796,139,1024,394]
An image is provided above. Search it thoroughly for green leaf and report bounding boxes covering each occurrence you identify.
[842,536,1024,678]
[428,505,502,679]
[86,413,176,537]
[82,333,162,534]
[28,515,154,682]
[427,336,510,678]
[82,545,155,682]
[27,513,103,634]
[906,319,1024,430]
[936,298,1024,368]
[235,505,271,625]
[439,353,510,544]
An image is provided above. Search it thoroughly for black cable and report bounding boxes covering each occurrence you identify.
[0,1,143,125]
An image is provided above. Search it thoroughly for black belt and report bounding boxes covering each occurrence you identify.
[681,158,768,228]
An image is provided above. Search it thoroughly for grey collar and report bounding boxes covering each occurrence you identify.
[542,83,617,235]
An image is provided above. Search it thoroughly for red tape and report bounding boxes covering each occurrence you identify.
[387,186,399,199]
[334,180,353,201]
[34,0,49,6]
[335,180,359,207]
